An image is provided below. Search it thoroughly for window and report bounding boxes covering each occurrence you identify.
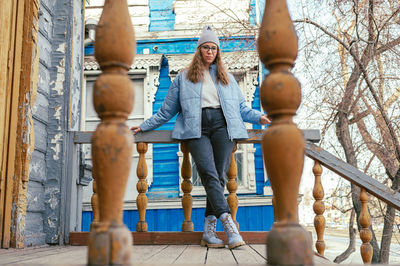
[81,73,146,203]
[81,54,163,204]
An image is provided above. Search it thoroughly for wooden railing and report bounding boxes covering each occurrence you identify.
[75,129,319,234]
[75,128,400,264]
[307,141,400,263]
[86,0,400,265]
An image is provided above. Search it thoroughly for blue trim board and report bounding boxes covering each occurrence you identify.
[136,36,257,55]
[81,204,274,232]
[85,36,257,56]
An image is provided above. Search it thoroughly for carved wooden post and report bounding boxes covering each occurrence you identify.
[136,142,148,232]
[181,142,194,232]
[359,188,373,264]
[227,144,239,230]
[258,0,313,264]
[90,178,99,229]
[88,0,135,264]
[313,160,325,256]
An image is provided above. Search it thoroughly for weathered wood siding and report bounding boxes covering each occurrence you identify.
[26,0,84,246]
[25,0,53,247]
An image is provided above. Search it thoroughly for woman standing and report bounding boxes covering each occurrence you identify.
[132,26,270,249]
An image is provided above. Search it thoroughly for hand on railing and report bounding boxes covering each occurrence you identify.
[131,126,142,134]
[260,114,271,124]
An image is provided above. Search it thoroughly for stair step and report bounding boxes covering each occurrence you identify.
[69,231,269,245]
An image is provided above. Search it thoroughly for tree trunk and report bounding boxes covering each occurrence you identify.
[370,221,381,263]
[334,209,356,263]
[336,111,380,263]
[379,168,400,263]
[380,205,395,264]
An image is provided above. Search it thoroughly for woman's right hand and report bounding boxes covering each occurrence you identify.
[260,115,271,125]
[130,126,142,134]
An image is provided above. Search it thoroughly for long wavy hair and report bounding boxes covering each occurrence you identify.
[186,47,229,85]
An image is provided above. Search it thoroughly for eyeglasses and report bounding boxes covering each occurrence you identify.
[201,45,218,53]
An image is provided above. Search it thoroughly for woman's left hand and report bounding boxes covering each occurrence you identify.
[260,115,271,125]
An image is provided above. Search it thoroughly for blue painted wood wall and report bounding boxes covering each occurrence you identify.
[82,204,274,232]
[148,57,180,199]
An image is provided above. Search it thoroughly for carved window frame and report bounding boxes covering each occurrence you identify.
[82,54,162,201]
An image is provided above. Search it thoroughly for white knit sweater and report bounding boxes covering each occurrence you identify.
[201,69,221,108]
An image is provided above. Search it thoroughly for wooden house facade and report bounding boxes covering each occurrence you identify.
[80,0,274,233]
[2,1,399,265]
[0,0,274,248]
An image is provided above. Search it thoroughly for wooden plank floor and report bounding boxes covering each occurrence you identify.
[0,244,333,265]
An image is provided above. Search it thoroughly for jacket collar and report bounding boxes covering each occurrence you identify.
[209,63,217,72]
[209,64,218,82]
[208,63,223,89]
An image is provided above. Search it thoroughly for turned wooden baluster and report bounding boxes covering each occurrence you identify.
[359,188,373,264]
[313,160,326,256]
[88,0,135,264]
[258,0,313,264]
[90,178,99,229]
[136,142,148,232]
[227,144,239,230]
[181,142,194,232]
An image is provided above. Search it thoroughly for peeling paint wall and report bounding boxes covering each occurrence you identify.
[26,0,53,247]
[70,0,83,131]
[63,0,85,240]
[26,0,84,246]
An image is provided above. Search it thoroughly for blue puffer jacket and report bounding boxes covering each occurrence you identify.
[140,64,263,140]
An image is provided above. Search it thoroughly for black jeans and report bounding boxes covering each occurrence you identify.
[186,108,234,218]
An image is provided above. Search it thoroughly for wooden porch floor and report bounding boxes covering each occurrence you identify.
[0,244,332,265]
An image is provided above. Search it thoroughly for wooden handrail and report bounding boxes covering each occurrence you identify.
[73,129,321,144]
[74,128,400,211]
[306,142,400,211]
